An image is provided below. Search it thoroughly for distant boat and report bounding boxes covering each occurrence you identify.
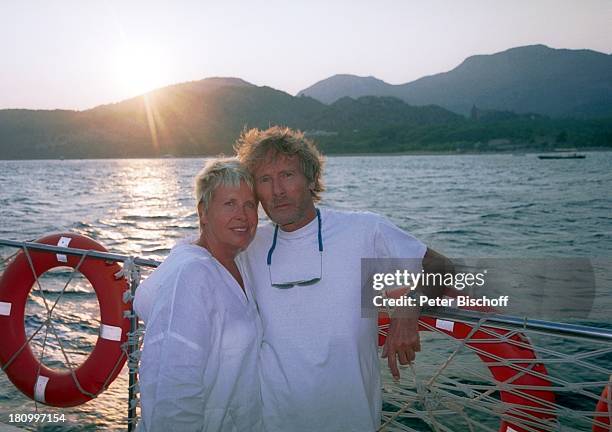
[537,152,586,160]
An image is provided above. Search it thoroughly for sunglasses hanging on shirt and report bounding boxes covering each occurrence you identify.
[267,208,323,289]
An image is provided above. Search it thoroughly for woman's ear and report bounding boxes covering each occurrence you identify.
[197,202,208,227]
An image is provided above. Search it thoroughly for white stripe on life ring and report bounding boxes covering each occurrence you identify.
[435,319,455,332]
[56,237,72,263]
[34,375,49,403]
[100,324,122,341]
[0,301,11,316]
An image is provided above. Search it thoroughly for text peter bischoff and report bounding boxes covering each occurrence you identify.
[370,269,510,309]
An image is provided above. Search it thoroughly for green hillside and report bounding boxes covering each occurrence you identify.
[0,78,610,159]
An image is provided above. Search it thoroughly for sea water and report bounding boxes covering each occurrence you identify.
[1,153,611,430]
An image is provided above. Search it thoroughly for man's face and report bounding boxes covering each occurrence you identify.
[253,152,316,232]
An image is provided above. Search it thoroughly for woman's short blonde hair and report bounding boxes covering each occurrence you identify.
[234,126,325,202]
[194,157,254,212]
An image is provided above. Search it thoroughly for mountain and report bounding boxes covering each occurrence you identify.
[0,78,462,159]
[308,96,460,131]
[299,45,612,118]
[3,46,612,160]
[0,78,333,159]
[297,75,396,104]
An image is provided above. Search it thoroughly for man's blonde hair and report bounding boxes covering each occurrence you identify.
[234,126,325,202]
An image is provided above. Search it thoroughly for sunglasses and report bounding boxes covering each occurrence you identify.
[266,208,323,289]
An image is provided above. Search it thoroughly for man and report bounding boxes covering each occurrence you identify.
[236,126,450,431]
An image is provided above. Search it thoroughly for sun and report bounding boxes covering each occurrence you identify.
[113,44,168,96]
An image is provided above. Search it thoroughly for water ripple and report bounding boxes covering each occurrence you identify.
[1,153,612,429]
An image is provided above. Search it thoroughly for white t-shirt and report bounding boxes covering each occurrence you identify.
[134,243,263,432]
[239,208,426,432]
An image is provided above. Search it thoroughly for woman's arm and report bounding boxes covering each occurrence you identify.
[142,262,215,431]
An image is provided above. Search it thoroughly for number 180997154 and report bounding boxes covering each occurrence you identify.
[9,413,66,423]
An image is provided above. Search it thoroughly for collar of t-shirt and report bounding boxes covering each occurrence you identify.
[276,209,320,240]
[268,210,322,284]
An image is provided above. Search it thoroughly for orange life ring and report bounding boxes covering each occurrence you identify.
[0,233,131,407]
[593,383,610,432]
[378,313,556,432]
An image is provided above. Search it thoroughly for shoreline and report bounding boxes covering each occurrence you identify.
[1,148,611,161]
[327,147,612,157]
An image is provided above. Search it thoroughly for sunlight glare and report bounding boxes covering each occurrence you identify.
[114,44,167,96]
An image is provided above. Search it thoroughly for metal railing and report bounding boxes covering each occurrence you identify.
[1,239,611,431]
[0,238,158,431]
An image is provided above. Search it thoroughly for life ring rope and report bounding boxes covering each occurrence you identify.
[420,317,560,420]
[1,245,90,374]
[593,376,611,432]
[418,318,557,383]
[378,313,557,432]
[0,233,131,407]
[2,241,127,401]
[380,318,558,382]
[378,315,491,431]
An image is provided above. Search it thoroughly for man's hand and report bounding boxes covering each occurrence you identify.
[382,316,420,380]
[380,247,451,380]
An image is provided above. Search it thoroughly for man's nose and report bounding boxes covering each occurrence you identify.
[271,179,285,197]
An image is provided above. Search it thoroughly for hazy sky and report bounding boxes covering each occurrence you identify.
[1,0,610,110]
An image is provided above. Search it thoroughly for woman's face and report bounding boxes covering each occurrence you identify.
[200,181,258,255]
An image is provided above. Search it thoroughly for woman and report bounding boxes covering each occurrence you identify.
[134,158,262,432]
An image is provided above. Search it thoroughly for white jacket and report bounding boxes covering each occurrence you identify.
[134,243,263,432]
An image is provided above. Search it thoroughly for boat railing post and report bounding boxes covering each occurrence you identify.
[127,262,141,432]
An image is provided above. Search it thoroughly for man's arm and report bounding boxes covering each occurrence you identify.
[383,248,454,380]
[422,247,455,299]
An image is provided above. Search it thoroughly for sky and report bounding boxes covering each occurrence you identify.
[1,0,610,111]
